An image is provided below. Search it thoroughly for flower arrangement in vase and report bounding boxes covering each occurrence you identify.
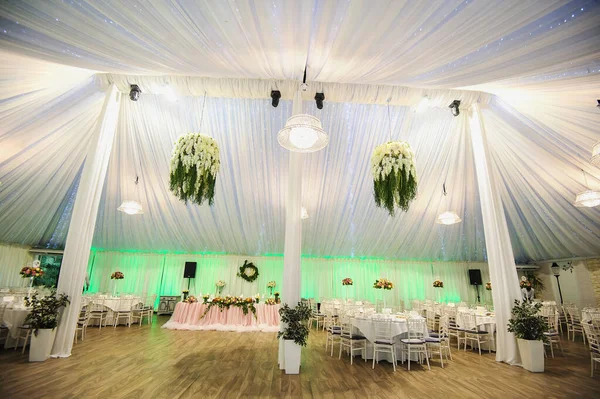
[110,271,124,280]
[216,280,225,294]
[169,133,220,206]
[342,278,353,286]
[373,278,393,290]
[202,294,210,304]
[265,298,277,305]
[519,276,532,289]
[182,290,189,300]
[433,280,444,288]
[371,141,418,216]
[267,281,276,296]
[274,292,280,304]
[485,282,492,291]
[184,296,197,303]
[254,294,260,304]
[20,260,44,278]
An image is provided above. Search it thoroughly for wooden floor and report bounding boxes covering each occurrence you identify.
[1,317,599,399]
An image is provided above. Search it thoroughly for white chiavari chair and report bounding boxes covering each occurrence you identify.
[566,306,586,344]
[75,302,91,344]
[372,319,396,371]
[543,313,563,358]
[308,301,325,330]
[426,314,452,368]
[463,313,490,355]
[400,318,430,371]
[89,297,109,329]
[0,303,9,343]
[113,298,133,328]
[325,311,342,356]
[338,319,367,365]
[582,322,600,377]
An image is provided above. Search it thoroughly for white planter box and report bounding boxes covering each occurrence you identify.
[517,338,544,372]
[29,328,57,362]
[284,340,301,374]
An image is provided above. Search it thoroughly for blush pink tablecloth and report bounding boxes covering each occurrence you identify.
[161,302,280,332]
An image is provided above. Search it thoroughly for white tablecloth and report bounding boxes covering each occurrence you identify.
[3,307,31,348]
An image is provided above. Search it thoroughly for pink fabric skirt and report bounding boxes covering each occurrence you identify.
[162,302,280,332]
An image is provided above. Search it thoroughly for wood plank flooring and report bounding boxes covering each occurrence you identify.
[1,317,599,398]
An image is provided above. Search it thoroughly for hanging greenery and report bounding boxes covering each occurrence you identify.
[237,260,259,283]
[371,141,418,216]
[169,133,220,205]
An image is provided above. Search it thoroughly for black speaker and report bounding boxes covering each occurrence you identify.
[468,269,482,285]
[183,262,197,279]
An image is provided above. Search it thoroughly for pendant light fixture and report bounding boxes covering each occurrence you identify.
[574,169,600,208]
[436,183,461,225]
[301,206,309,220]
[118,176,144,215]
[277,70,329,153]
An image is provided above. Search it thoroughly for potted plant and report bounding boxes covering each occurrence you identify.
[507,300,548,372]
[24,290,70,362]
[278,302,311,374]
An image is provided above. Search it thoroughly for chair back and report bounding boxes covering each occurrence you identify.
[90,298,105,312]
[373,319,393,342]
[438,314,450,338]
[407,318,426,340]
[118,298,133,312]
[340,321,353,339]
[0,303,6,323]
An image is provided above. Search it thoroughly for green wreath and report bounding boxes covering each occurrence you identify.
[237,260,259,283]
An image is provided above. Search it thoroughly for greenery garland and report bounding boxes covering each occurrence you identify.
[169,133,220,206]
[199,296,257,320]
[371,141,418,216]
[237,260,259,283]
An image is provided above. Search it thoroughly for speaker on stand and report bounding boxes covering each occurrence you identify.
[468,269,483,303]
[183,262,197,291]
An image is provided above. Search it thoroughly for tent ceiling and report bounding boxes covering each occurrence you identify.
[0,1,599,262]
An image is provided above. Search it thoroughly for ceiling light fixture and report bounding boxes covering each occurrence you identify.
[118,176,144,215]
[301,207,309,220]
[574,169,600,208]
[278,114,328,152]
[436,183,461,225]
[315,93,325,110]
[449,100,461,117]
[271,90,281,107]
[129,84,141,101]
[597,99,600,109]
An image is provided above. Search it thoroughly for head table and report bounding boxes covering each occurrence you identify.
[162,302,280,332]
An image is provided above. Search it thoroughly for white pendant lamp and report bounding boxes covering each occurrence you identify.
[278,114,328,153]
[591,142,600,166]
[436,183,461,225]
[301,206,309,220]
[118,176,144,215]
[574,169,600,208]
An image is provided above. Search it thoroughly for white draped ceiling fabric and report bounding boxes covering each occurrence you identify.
[0,0,599,363]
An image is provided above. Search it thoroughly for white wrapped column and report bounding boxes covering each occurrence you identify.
[278,89,304,371]
[469,104,521,365]
[52,84,121,357]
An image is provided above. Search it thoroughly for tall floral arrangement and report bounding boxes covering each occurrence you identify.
[20,260,44,278]
[216,280,225,294]
[267,280,276,296]
[342,278,353,286]
[519,276,532,289]
[110,271,124,280]
[169,133,220,206]
[371,141,418,216]
[373,278,393,290]
[433,280,444,288]
[485,282,492,291]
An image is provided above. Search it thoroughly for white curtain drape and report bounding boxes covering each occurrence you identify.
[87,250,492,305]
[0,243,33,288]
[469,104,521,365]
[52,85,121,358]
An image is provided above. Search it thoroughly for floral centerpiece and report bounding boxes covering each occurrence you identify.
[371,141,418,216]
[184,296,197,303]
[216,280,225,294]
[199,295,257,319]
[265,298,277,305]
[202,294,210,304]
[520,276,532,289]
[254,294,260,303]
[267,280,276,296]
[169,133,220,206]
[342,278,353,286]
[433,280,444,288]
[485,282,492,291]
[20,261,44,278]
[110,271,124,280]
[373,278,393,290]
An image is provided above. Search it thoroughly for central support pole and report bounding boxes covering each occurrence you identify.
[278,89,304,372]
[52,84,121,357]
[469,104,521,365]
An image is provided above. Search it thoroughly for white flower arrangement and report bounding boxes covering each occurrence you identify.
[216,280,226,288]
[169,133,220,205]
[267,281,276,288]
[371,141,418,215]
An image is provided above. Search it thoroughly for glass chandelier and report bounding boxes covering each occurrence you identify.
[574,169,600,208]
[436,183,461,225]
[278,114,328,153]
[118,176,144,215]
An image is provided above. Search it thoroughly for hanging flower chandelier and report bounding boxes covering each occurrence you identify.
[278,114,328,153]
[169,133,220,205]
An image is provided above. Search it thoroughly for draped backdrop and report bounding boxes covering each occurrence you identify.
[86,250,492,306]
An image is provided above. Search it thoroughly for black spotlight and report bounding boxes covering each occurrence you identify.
[597,99,600,109]
[271,90,281,107]
[449,100,461,117]
[129,84,141,101]
[315,93,325,109]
